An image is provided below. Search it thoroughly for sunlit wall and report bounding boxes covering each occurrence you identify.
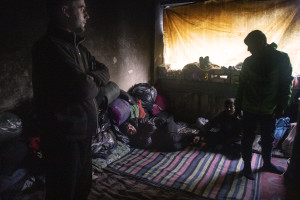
[163,0,300,76]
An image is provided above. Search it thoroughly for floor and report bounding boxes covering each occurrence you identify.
[16,156,300,200]
[260,157,300,200]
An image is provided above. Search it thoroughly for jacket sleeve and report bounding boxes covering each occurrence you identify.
[234,59,248,111]
[85,49,110,87]
[277,53,293,112]
[32,39,99,105]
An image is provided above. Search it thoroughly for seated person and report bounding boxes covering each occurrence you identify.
[120,118,156,149]
[120,116,184,151]
[198,98,242,158]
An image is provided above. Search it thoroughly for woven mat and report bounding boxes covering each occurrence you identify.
[108,146,263,200]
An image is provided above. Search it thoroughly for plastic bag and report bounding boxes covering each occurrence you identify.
[98,110,111,133]
[0,112,22,143]
[195,117,209,129]
[129,83,157,113]
[273,117,290,148]
[281,123,297,157]
[91,129,116,159]
[119,90,137,105]
[0,137,28,176]
[111,124,130,144]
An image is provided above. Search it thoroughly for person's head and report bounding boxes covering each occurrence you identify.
[120,122,137,136]
[46,0,90,33]
[244,30,267,55]
[224,98,235,115]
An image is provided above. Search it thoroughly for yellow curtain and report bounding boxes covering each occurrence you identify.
[163,0,300,75]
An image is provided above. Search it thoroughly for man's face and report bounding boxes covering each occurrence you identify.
[246,40,265,56]
[225,104,235,116]
[127,123,137,135]
[67,0,89,33]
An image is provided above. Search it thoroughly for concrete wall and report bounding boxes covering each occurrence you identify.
[85,0,156,90]
[0,0,47,112]
[0,0,156,112]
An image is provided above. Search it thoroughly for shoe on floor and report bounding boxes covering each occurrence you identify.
[242,168,255,180]
[262,163,285,174]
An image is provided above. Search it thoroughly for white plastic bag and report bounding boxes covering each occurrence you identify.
[281,123,297,157]
[0,112,22,143]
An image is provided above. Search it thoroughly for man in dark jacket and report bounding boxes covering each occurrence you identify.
[32,0,110,199]
[235,30,293,180]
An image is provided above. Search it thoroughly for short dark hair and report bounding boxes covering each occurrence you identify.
[224,98,234,107]
[244,30,267,46]
[46,0,75,19]
[119,122,131,134]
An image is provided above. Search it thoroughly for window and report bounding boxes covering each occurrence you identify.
[163,0,300,76]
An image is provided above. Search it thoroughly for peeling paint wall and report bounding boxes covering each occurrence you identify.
[85,0,156,91]
[0,0,156,112]
[0,0,47,112]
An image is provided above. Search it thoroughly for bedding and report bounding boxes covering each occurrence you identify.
[89,167,203,200]
[107,146,263,200]
[92,141,130,169]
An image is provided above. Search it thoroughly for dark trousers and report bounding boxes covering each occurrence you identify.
[241,111,275,166]
[41,137,92,200]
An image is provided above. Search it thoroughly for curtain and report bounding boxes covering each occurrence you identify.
[163,0,300,75]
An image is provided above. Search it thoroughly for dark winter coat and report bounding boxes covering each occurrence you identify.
[235,43,293,114]
[32,24,110,141]
[204,111,241,145]
[126,118,157,149]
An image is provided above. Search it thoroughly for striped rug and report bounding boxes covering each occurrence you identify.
[107,146,262,200]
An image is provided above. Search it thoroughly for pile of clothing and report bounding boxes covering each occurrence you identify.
[0,112,44,200]
[91,82,189,162]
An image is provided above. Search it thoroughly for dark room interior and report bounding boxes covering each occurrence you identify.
[0,0,300,199]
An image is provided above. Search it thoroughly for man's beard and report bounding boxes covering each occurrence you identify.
[74,24,85,33]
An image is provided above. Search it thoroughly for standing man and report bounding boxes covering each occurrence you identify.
[32,0,110,199]
[235,30,293,180]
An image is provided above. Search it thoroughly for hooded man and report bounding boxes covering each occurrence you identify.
[235,30,293,180]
